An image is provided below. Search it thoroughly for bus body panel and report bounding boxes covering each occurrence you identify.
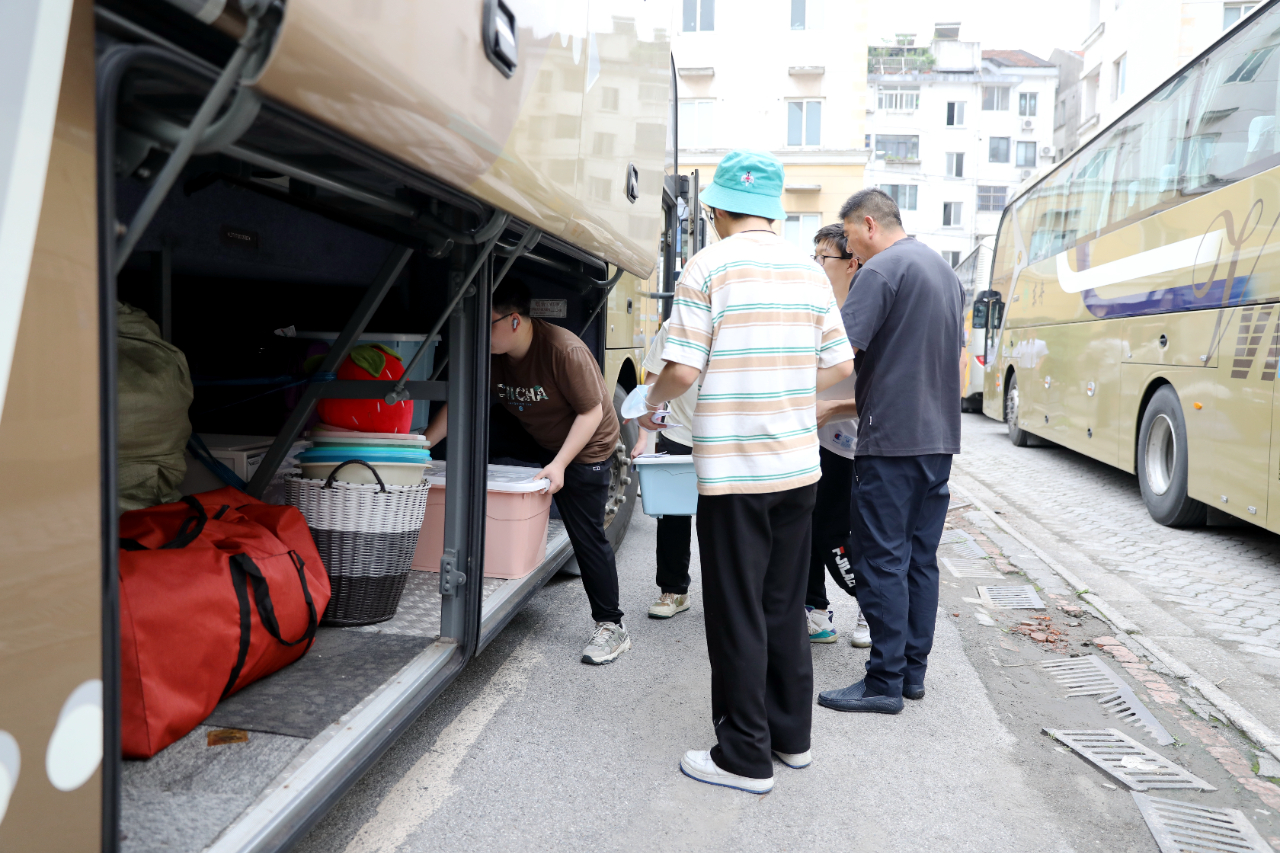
[251,0,671,279]
[0,0,103,848]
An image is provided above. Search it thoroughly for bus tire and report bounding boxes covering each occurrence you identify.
[1137,385,1206,527]
[559,383,638,578]
[1005,372,1032,447]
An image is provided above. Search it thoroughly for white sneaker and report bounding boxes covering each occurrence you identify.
[850,606,872,648]
[806,606,838,644]
[581,621,631,665]
[648,592,691,619]
[679,750,774,793]
[772,749,812,769]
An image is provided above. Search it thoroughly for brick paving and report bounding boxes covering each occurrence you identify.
[954,413,1280,673]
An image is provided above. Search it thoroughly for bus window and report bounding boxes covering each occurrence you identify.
[1183,12,1280,192]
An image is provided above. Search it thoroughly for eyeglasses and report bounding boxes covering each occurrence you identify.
[813,254,855,263]
[491,312,516,327]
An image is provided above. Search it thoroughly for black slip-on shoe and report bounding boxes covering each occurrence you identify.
[903,684,925,701]
[817,683,903,714]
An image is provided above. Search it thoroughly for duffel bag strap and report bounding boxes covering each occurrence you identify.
[159,497,210,550]
[219,552,321,699]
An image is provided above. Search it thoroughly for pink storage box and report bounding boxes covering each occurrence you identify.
[411,463,553,579]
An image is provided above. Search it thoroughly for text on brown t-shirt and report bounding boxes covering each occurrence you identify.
[490,319,621,464]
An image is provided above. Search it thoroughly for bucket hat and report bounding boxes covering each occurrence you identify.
[698,149,787,221]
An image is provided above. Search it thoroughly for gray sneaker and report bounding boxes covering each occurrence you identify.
[581,621,631,665]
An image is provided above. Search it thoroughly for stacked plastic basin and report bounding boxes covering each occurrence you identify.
[411,463,553,579]
[298,428,431,485]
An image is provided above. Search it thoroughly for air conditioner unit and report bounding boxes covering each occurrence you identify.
[1040,146,1052,156]
[1021,169,1032,179]
[1022,119,1034,130]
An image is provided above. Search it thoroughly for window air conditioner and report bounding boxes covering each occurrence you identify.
[1040,146,1052,156]
[1022,119,1034,130]
[1021,169,1032,179]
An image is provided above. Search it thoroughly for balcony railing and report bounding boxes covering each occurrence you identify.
[867,48,936,76]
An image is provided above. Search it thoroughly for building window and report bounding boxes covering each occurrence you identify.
[1224,2,1257,28]
[588,177,612,202]
[1016,141,1037,167]
[1055,98,1066,129]
[946,152,965,177]
[989,137,1011,163]
[678,100,714,148]
[982,86,1010,111]
[639,83,668,102]
[875,134,919,161]
[783,213,821,249]
[946,101,965,126]
[592,133,615,156]
[878,86,920,111]
[1225,45,1277,83]
[879,184,918,210]
[682,0,714,31]
[555,114,580,139]
[1112,54,1127,100]
[977,185,1008,211]
[942,250,961,267]
[787,100,822,146]
[1019,92,1037,117]
[602,87,620,111]
[942,202,962,227]
[790,0,823,29]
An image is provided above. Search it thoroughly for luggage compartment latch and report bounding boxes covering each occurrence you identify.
[440,549,468,596]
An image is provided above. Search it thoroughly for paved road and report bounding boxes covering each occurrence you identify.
[952,412,1280,734]
[288,421,1280,853]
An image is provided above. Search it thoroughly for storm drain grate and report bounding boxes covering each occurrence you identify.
[1131,793,1274,853]
[1045,729,1217,791]
[940,529,969,545]
[942,557,1004,579]
[978,585,1045,609]
[1040,656,1174,745]
[939,529,988,560]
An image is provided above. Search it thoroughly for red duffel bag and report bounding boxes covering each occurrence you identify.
[118,486,331,758]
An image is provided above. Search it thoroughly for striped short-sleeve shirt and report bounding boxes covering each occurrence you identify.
[663,231,855,495]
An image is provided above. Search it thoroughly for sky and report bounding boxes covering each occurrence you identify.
[868,0,1091,61]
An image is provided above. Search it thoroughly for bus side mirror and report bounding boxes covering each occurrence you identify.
[990,298,1004,330]
[972,299,989,330]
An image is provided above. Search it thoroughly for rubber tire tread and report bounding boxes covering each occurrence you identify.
[1136,385,1206,527]
[1006,372,1032,447]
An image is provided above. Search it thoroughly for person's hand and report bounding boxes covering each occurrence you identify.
[534,460,566,494]
[637,411,665,432]
[631,441,647,460]
[816,399,839,428]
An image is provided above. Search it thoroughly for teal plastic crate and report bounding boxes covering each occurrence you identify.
[634,455,698,517]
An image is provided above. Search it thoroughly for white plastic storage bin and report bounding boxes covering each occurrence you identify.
[294,332,440,430]
[633,455,698,517]
[411,463,553,580]
[180,434,310,503]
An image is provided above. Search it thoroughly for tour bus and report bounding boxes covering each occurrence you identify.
[0,0,684,850]
[974,0,1280,532]
[955,238,993,412]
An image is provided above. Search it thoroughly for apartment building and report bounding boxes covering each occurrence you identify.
[1050,48,1085,161]
[865,33,1058,266]
[671,0,870,250]
[1079,0,1261,137]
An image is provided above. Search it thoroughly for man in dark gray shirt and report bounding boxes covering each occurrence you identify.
[818,188,964,715]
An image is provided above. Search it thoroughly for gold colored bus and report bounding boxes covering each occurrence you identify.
[976,0,1280,532]
[0,0,679,850]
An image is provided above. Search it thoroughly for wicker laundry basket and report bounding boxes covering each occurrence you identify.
[286,460,429,626]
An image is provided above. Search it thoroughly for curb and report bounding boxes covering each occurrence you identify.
[949,480,1280,765]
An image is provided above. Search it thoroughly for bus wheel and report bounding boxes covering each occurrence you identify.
[604,384,639,550]
[1137,385,1206,527]
[1005,372,1032,447]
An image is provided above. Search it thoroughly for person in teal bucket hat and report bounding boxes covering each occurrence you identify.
[644,149,856,793]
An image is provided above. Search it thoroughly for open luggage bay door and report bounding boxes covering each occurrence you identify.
[0,0,108,850]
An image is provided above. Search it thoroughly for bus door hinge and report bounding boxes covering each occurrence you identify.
[440,548,468,597]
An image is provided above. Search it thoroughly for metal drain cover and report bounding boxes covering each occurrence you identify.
[939,529,988,559]
[978,584,1045,609]
[1132,793,1274,853]
[1041,657,1174,745]
[1045,729,1216,791]
[942,557,1004,579]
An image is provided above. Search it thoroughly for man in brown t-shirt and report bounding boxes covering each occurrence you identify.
[424,277,629,665]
